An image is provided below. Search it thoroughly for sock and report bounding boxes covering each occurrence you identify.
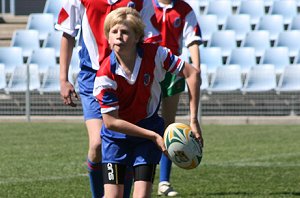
[159,154,172,182]
[87,159,104,198]
[123,166,133,198]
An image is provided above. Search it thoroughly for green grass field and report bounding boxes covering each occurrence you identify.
[0,123,300,198]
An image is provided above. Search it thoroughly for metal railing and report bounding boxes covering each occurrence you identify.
[1,0,15,15]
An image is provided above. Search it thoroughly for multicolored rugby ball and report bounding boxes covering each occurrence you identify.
[164,123,202,169]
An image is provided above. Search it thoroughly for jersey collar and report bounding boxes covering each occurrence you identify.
[153,0,176,9]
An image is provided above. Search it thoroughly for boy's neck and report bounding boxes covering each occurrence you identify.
[158,0,171,5]
[115,50,137,75]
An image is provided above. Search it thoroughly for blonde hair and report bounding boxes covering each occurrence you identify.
[104,7,145,43]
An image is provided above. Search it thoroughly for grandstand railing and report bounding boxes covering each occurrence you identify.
[1,0,15,15]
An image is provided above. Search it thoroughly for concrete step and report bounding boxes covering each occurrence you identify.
[0,40,11,47]
[0,14,28,24]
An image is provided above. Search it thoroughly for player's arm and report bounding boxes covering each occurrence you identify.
[56,0,82,107]
[187,41,200,71]
[182,62,203,145]
[59,33,78,107]
[102,110,167,154]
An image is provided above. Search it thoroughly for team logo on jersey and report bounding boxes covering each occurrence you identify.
[173,17,181,28]
[127,1,135,8]
[144,74,151,86]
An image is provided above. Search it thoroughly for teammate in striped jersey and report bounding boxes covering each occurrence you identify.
[55,1,144,197]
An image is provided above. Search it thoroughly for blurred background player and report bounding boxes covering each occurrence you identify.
[143,0,202,196]
[55,1,144,197]
[93,7,203,198]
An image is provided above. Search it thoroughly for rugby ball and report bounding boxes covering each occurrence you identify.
[164,123,202,169]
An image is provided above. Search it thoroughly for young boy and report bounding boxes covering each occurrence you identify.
[144,0,202,196]
[93,7,203,198]
[56,1,144,197]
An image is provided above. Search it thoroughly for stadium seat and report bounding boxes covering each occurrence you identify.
[264,0,275,12]
[210,30,237,59]
[39,66,60,94]
[238,0,265,29]
[206,0,232,29]
[10,30,40,59]
[0,64,6,90]
[230,0,242,12]
[26,13,55,41]
[242,64,277,93]
[27,48,57,76]
[295,51,300,64]
[290,15,300,30]
[258,15,284,44]
[43,0,64,23]
[228,47,256,75]
[43,31,63,58]
[276,30,300,59]
[197,14,218,46]
[5,64,40,94]
[224,14,251,44]
[270,0,297,29]
[207,64,242,93]
[200,47,223,75]
[276,64,300,93]
[242,30,271,60]
[200,63,209,91]
[0,47,24,76]
[261,47,291,75]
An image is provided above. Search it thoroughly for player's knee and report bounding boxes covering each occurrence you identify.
[89,144,101,157]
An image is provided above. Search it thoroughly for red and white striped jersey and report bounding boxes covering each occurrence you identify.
[55,0,144,70]
[93,43,184,124]
[143,0,202,55]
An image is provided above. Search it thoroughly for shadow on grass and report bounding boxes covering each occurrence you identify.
[269,192,300,196]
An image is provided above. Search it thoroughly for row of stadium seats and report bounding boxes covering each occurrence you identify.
[1,44,298,81]
[0,47,79,78]
[186,0,300,21]
[0,64,63,94]
[200,15,300,46]
[1,63,299,95]
[182,46,300,76]
[192,64,300,94]
[10,29,62,59]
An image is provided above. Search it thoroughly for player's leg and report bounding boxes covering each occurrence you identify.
[86,119,104,198]
[102,163,126,198]
[158,94,180,197]
[133,164,156,198]
[78,67,104,198]
[123,166,134,198]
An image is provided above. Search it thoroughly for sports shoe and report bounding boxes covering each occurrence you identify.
[157,181,178,197]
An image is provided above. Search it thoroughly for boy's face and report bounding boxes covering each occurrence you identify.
[108,22,139,54]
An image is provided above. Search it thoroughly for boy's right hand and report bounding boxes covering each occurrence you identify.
[60,81,78,107]
[152,133,169,157]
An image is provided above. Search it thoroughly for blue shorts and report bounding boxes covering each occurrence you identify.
[101,114,164,166]
[77,66,102,120]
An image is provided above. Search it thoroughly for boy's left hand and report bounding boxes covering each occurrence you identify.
[190,120,204,147]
